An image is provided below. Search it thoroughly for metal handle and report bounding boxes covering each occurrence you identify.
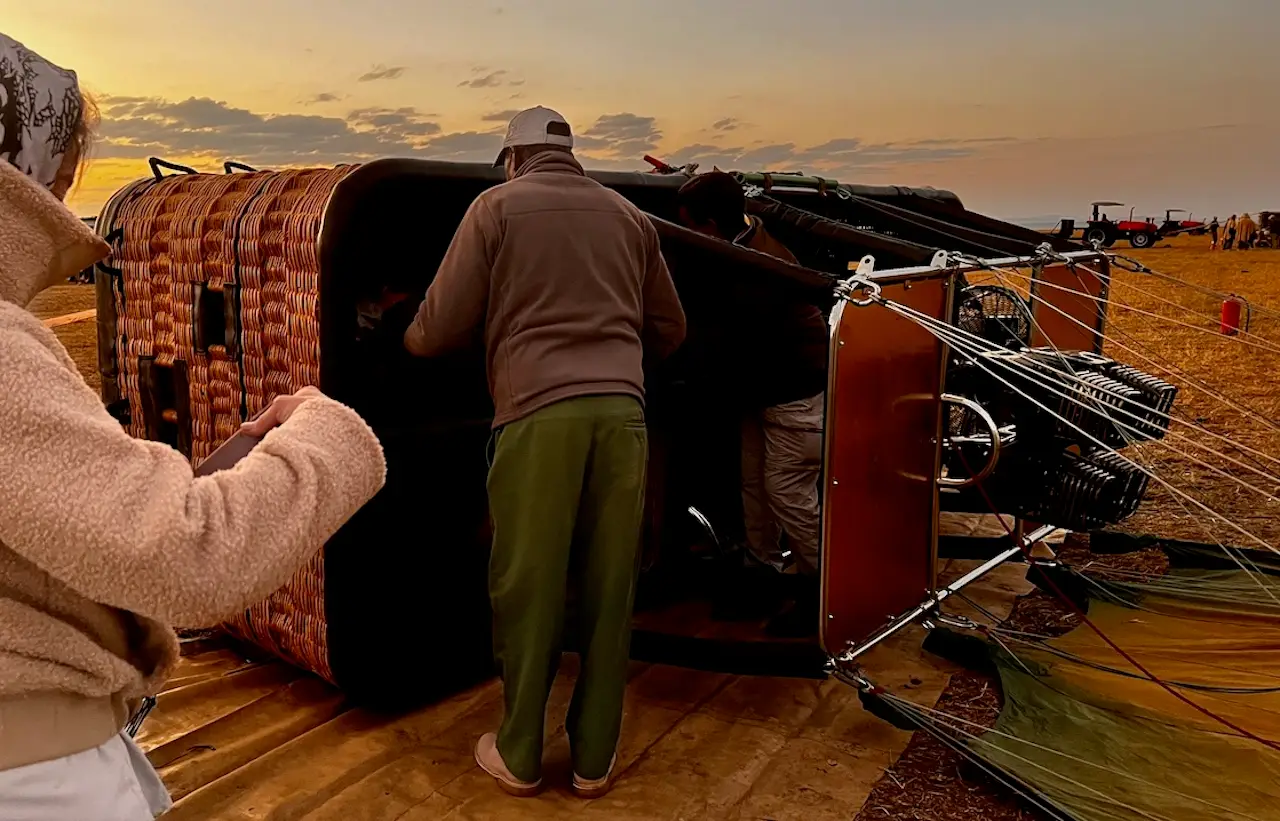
[95,227,126,277]
[149,157,199,180]
[938,393,1001,489]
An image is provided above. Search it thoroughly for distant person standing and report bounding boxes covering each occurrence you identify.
[404,106,686,799]
[1209,216,1220,250]
[1239,213,1257,250]
[1224,214,1238,250]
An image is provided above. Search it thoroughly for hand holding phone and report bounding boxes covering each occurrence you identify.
[195,386,324,476]
[240,386,324,437]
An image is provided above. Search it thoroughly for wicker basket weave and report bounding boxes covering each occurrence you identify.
[105,165,357,684]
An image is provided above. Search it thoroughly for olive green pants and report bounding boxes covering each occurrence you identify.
[488,394,648,783]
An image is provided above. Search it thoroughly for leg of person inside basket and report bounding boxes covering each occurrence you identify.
[486,396,647,796]
[759,393,825,637]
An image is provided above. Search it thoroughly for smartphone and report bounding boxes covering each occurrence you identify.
[193,430,263,477]
[193,402,271,477]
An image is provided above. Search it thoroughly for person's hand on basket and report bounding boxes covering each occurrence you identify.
[240,385,324,437]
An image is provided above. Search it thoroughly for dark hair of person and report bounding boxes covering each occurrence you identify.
[676,171,745,238]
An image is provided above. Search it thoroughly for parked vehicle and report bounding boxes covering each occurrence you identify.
[1158,209,1206,237]
[1081,202,1162,249]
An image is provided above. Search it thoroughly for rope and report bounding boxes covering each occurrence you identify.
[870,295,1280,751]
[992,630,1280,695]
[931,305,1280,607]
[860,688,1077,821]
[881,692,1270,821]
[1063,568,1280,637]
[970,261,1280,597]
[998,592,1280,686]
[1031,260,1280,434]
[1001,267,1280,358]
[955,446,1280,751]
[972,256,1280,437]
[971,269,1280,517]
[1098,266,1280,348]
[983,263,1280,588]
[1116,257,1280,324]
[905,303,1280,564]
[948,261,1280,501]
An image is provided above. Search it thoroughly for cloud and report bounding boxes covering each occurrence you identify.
[658,136,1008,175]
[91,93,1009,184]
[346,106,441,138]
[423,131,503,159]
[576,113,662,159]
[459,69,519,89]
[94,95,498,166]
[304,92,342,105]
[358,65,406,82]
[711,117,740,132]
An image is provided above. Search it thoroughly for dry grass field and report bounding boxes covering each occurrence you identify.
[30,233,1280,819]
[1098,235,1280,548]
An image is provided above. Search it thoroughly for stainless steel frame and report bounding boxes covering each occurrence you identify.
[820,249,1082,674]
[832,523,1057,673]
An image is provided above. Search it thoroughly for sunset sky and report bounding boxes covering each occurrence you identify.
[8,0,1278,223]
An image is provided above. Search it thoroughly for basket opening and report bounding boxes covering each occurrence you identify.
[307,160,838,664]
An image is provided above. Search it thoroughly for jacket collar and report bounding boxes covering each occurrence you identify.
[512,150,586,180]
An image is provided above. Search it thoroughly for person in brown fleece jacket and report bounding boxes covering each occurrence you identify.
[0,33,386,819]
[676,171,827,638]
[405,107,686,799]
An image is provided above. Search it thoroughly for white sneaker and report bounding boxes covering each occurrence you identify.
[571,754,617,799]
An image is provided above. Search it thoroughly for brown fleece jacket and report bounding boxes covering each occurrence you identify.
[404,151,687,428]
[0,162,387,769]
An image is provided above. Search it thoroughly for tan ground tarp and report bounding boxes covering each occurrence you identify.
[137,560,1031,820]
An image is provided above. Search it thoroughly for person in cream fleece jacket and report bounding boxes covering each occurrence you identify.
[0,33,387,819]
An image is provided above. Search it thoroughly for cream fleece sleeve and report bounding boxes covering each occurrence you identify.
[0,318,387,628]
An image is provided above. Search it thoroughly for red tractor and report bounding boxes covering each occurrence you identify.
[1081,201,1161,249]
[1157,209,1206,237]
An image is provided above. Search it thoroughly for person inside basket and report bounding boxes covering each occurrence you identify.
[0,33,387,820]
[404,105,687,799]
[675,171,828,638]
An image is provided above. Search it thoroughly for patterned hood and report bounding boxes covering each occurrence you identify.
[0,32,82,191]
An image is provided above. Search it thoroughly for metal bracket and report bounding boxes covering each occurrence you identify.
[833,523,1059,666]
[835,275,882,307]
[832,256,881,306]
[930,250,949,269]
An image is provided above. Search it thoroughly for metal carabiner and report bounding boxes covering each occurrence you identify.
[840,275,882,306]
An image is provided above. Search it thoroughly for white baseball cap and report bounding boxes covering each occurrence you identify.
[493,106,574,167]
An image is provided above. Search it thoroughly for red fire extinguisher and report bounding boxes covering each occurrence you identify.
[1221,295,1250,335]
